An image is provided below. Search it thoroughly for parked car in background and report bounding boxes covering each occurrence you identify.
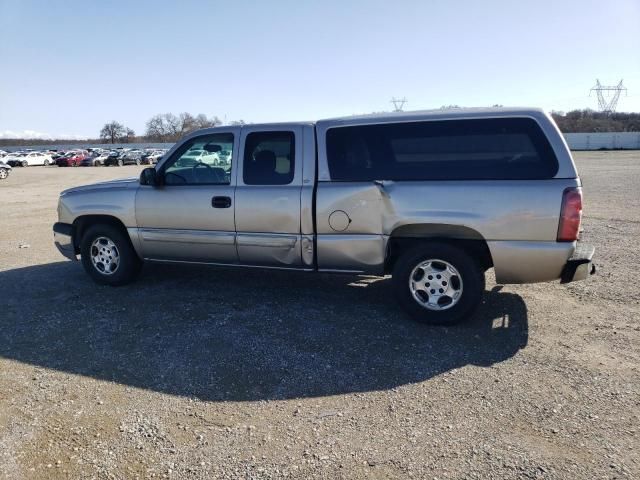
[0,160,11,179]
[49,150,65,161]
[4,152,26,166]
[79,151,102,167]
[141,149,167,165]
[104,151,124,166]
[123,149,145,165]
[82,151,110,166]
[174,147,221,167]
[56,150,88,167]
[218,149,232,165]
[6,151,53,166]
[105,149,144,166]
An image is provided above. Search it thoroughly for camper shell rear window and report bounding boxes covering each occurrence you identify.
[325,117,559,181]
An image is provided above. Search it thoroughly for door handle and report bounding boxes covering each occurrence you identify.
[212,196,232,208]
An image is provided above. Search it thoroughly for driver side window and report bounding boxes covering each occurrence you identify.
[163,133,234,185]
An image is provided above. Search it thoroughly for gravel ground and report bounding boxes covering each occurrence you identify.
[0,152,638,479]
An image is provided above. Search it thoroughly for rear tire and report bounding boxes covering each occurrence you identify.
[80,224,142,286]
[44,159,50,166]
[117,159,123,167]
[392,242,485,325]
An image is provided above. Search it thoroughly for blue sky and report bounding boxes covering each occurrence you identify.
[1,0,639,139]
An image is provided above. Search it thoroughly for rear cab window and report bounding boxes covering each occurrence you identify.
[326,117,559,181]
[243,131,295,185]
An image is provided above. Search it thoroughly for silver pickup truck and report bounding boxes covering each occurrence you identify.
[53,107,595,324]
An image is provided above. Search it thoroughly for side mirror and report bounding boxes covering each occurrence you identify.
[140,167,159,186]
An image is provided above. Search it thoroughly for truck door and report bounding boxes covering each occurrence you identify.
[135,129,239,263]
[234,125,308,268]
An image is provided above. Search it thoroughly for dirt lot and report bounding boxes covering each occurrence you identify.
[0,152,638,479]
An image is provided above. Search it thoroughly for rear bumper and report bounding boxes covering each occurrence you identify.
[53,222,77,260]
[560,243,596,283]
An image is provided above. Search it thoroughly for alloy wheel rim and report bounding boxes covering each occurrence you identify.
[90,236,120,275]
[409,259,463,311]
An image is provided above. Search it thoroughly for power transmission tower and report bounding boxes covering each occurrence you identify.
[590,79,627,114]
[390,97,407,112]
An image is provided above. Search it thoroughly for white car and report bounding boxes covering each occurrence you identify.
[93,152,110,166]
[144,150,167,164]
[3,152,26,166]
[6,151,53,167]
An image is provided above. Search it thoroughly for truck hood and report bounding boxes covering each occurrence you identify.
[61,177,139,195]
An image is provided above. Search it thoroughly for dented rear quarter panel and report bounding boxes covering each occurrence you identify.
[314,108,581,282]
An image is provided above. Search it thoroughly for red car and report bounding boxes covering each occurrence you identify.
[56,150,89,167]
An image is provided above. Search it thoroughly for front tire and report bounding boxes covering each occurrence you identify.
[44,159,50,166]
[117,159,123,167]
[80,224,142,286]
[21,160,28,167]
[392,243,485,325]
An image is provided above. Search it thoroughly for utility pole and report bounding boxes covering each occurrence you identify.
[390,97,408,112]
[590,80,627,114]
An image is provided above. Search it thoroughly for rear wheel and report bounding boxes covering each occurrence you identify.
[392,243,485,325]
[135,158,141,165]
[80,224,142,286]
[0,168,8,179]
[44,159,50,166]
[117,159,123,167]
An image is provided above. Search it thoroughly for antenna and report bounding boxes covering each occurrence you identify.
[589,79,627,114]
[390,97,408,112]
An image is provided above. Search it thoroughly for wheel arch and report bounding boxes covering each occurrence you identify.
[72,215,137,255]
[385,223,493,274]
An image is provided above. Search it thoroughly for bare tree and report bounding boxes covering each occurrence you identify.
[178,112,197,137]
[122,128,136,143]
[100,121,126,144]
[164,113,181,138]
[145,112,223,141]
[145,114,167,141]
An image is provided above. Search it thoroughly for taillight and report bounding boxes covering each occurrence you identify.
[557,187,582,242]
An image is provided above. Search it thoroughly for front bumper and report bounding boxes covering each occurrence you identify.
[560,243,595,283]
[53,222,77,260]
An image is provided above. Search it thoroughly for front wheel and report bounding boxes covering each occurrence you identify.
[80,224,142,286]
[21,160,28,167]
[392,243,485,325]
[44,159,50,166]
[117,159,123,167]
